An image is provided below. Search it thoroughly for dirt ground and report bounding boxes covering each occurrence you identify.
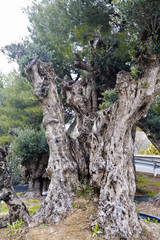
[1,172,160,240]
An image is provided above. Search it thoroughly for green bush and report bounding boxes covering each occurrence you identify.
[10,127,49,160]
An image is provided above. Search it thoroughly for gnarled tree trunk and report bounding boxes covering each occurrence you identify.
[25,48,160,239]
[0,147,31,224]
[26,61,79,226]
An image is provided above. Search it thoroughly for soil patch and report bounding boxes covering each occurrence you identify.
[1,172,160,240]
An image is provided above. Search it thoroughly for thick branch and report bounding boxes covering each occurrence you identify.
[25,60,78,226]
[74,56,95,72]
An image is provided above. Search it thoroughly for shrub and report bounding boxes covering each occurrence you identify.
[10,127,49,160]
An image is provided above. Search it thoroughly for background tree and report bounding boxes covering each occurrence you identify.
[10,127,49,197]
[0,71,48,189]
[0,71,42,147]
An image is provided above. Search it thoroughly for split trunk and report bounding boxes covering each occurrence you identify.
[26,52,160,239]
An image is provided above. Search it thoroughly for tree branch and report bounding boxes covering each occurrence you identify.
[137,119,160,152]
[74,53,95,72]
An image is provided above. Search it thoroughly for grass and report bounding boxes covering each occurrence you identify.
[27,199,39,203]
[136,173,147,184]
[6,218,23,234]
[40,222,50,228]
[136,172,160,196]
[0,202,8,213]
[28,205,40,215]
[71,202,87,211]
[136,187,157,196]
[145,190,157,197]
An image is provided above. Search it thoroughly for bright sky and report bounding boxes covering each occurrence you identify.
[0,0,32,74]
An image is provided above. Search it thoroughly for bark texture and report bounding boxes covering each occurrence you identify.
[26,61,79,225]
[0,147,31,224]
[25,47,160,239]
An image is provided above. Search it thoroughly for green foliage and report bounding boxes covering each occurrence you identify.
[27,199,39,203]
[71,202,87,211]
[40,222,50,228]
[142,105,160,139]
[99,90,118,109]
[136,173,146,184]
[0,71,42,146]
[112,0,160,81]
[136,186,157,197]
[6,218,23,234]
[143,218,158,223]
[0,202,8,213]
[93,37,130,92]
[10,127,49,160]
[145,190,157,197]
[2,41,53,75]
[73,184,94,199]
[28,205,40,215]
[113,0,160,43]
[92,224,102,238]
[3,0,112,78]
[3,0,130,94]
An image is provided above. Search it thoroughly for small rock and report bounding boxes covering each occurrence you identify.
[92,197,98,203]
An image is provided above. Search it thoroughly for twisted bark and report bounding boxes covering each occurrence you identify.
[26,61,79,225]
[25,48,160,239]
[95,60,160,239]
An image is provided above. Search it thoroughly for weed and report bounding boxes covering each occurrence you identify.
[74,184,94,199]
[27,199,39,203]
[152,182,160,187]
[28,205,40,215]
[0,203,8,213]
[143,218,158,223]
[16,192,22,195]
[6,218,23,233]
[136,187,157,196]
[145,190,156,197]
[136,174,146,184]
[92,224,102,238]
[40,222,50,228]
[71,202,87,211]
